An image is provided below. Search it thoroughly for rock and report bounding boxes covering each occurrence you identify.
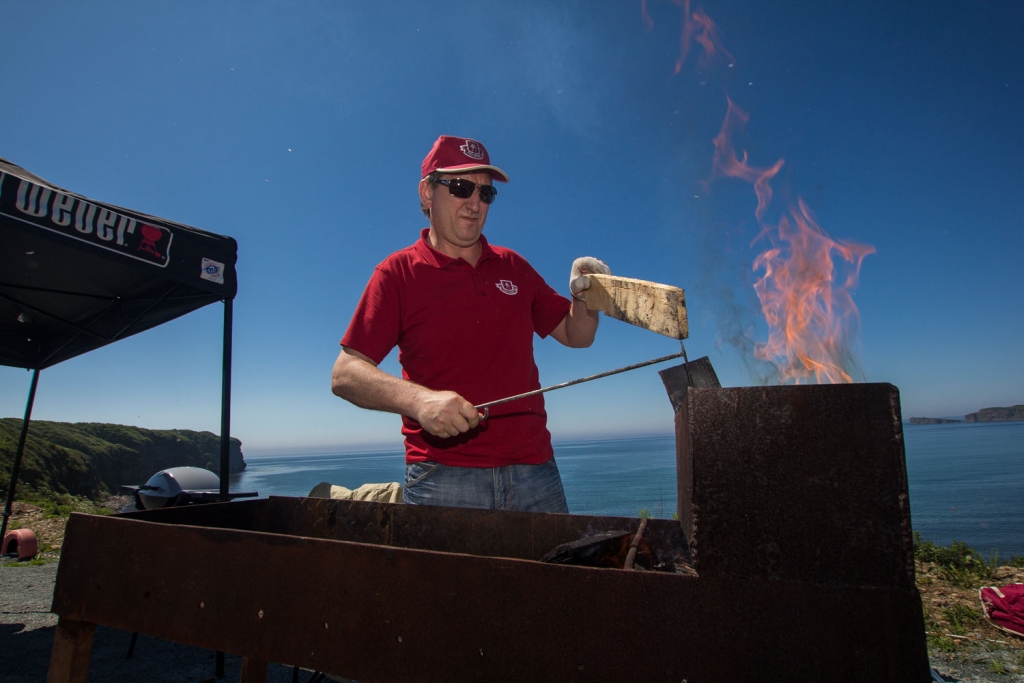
[964,405,1024,422]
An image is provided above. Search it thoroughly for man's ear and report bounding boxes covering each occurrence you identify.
[418,179,433,212]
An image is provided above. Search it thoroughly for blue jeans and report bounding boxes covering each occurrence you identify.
[403,459,569,513]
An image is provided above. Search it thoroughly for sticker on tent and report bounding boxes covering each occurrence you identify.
[200,258,225,284]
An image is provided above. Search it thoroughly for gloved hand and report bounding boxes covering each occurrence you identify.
[569,257,611,301]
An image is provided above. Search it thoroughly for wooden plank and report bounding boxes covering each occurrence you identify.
[240,656,269,683]
[659,357,722,412]
[583,274,688,339]
[46,617,95,683]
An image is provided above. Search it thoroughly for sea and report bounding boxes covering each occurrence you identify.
[232,421,1024,560]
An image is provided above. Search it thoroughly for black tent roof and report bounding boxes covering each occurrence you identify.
[0,156,237,370]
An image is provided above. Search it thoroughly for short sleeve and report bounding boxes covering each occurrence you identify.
[340,266,401,365]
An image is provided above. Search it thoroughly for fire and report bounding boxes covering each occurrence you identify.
[751,199,875,384]
[645,3,874,384]
[709,99,875,384]
[642,0,734,73]
[708,98,784,224]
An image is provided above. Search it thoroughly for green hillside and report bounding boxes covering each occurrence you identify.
[964,405,1024,422]
[0,419,246,503]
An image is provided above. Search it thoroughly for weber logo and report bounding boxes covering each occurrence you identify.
[0,172,172,267]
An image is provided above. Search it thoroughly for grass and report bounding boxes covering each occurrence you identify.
[943,603,982,635]
[990,660,1011,675]
[913,531,1024,588]
[14,492,116,518]
[915,533,1024,678]
[2,493,121,567]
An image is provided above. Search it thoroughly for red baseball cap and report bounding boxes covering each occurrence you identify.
[421,135,510,183]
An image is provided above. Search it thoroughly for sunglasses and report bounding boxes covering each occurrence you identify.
[436,178,498,204]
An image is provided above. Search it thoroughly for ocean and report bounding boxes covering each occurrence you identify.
[233,421,1024,560]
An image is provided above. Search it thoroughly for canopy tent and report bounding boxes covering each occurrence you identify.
[0,156,238,541]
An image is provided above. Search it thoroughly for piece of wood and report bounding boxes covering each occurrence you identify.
[47,617,95,683]
[583,274,688,339]
[659,357,722,412]
[240,656,269,683]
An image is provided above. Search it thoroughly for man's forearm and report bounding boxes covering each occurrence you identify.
[562,299,599,347]
[331,348,482,438]
[331,349,429,417]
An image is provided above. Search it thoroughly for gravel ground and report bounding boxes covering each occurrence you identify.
[930,650,1024,683]
[0,562,310,683]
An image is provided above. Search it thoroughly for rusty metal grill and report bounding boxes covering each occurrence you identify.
[48,372,931,682]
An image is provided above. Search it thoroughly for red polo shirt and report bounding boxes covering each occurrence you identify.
[341,229,572,467]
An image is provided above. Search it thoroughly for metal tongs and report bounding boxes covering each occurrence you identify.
[475,343,688,419]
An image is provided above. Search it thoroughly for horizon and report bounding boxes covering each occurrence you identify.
[2,2,1022,452]
[0,411,1003,460]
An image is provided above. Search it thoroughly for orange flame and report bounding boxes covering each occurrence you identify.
[752,199,875,383]
[709,100,875,383]
[709,98,784,224]
[642,0,734,73]
[647,3,874,384]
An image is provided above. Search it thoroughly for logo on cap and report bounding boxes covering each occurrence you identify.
[460,140,485,160]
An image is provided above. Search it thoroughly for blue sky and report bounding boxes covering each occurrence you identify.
[1,1,1021,454]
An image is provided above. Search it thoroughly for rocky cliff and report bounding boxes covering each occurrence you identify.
[964,405,1024,422]
[0,419,246,503]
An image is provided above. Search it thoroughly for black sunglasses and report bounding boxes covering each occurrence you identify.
[436,178,498,204]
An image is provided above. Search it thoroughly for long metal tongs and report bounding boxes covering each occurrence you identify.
[475,343,689,419]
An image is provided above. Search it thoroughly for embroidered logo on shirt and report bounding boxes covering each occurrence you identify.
[495,279,518,295]
[460,139,485,160]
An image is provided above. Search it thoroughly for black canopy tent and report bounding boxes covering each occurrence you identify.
[0,156,239,541]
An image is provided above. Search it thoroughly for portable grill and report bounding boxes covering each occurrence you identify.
[120,466,257,510]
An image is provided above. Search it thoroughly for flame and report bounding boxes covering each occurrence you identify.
[751,199,875,383]
[709,98,784,224]
[710,100,875,384]
[642,0,734,73]
[646,3,874,384]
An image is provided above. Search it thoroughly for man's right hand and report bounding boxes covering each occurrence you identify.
[415,390,482,438]
[333,347,481,438]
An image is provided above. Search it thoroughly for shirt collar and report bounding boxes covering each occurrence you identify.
[414,228,494,269]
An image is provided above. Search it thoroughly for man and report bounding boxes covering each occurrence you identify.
[331,135,608,512]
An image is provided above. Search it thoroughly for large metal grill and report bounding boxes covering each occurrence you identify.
[48,373,931,682]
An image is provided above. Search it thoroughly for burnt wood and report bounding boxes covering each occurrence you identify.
[659,356,721,411]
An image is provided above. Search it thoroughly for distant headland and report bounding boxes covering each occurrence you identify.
[909,404,1024,425]
[0,419,246,503]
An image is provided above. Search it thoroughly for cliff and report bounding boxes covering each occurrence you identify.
[964,405,1024,423]
[0,419,246,503]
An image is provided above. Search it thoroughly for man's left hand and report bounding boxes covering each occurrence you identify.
[569,256,611,301]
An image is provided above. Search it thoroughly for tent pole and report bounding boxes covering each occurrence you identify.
[1,369,40,542]
[219,298,233,502]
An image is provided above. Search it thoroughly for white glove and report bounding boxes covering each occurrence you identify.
[569,256,611,301]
